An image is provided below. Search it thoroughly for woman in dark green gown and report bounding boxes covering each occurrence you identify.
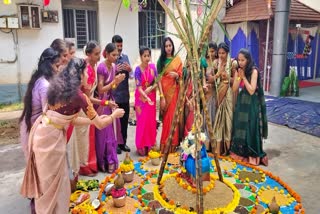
[230,49,268,166]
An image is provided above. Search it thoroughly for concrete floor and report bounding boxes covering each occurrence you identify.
[290,85,320,103]
[0,122,319,213]
[0,85,319,213]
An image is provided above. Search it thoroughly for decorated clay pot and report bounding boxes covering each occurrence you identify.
[122,170,134,183]
[113,195,126,208]
[151,157,161,166]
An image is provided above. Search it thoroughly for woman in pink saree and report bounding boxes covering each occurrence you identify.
[134,47,157,156]
[20,58,124,214]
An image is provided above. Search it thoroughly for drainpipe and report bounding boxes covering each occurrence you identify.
[16,30,22,102]
[313,24,320,80]
[263,0,272,91]
[270,0,291,96]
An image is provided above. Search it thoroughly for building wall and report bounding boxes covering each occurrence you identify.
[97,0,139,66]
[0,0,63,84]
[299,0,320,12]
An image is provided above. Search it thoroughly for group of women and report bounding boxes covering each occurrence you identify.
[19,39,127,213]
[136,37,268,167]
[19,35,268,213]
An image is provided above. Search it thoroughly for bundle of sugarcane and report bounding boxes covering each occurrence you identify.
[154,1,225,213]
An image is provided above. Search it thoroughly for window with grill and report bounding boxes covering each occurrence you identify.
[138,0,165,49]
[63,9,98,49]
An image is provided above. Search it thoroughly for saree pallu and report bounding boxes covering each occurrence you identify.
[212,83,233,156]
[203,94,216,150]
[160,56,183,149]
[95,97,123,171]
[67,110,97,174]
[134,68,157,154]
[21,110,76,214]
[67,64,98,174]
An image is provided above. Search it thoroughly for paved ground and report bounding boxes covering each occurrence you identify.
[0,85,319,213]
[0,122,319,213]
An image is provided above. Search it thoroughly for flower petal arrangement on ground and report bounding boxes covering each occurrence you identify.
[69,121,304,214]
[69,153,304,214]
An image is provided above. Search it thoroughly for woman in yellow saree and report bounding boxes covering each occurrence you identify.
[157,37,183,153]
[212,43,237,156]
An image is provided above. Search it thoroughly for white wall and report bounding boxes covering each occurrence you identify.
[0,0,63,84]
[299,0,320,12]
[98,0,139,67]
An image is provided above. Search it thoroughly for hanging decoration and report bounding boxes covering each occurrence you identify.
[197,5,203,17]
[3,0,12,4]
[303,35,314,57]
[43,0,50,6]
[122,0,130,9]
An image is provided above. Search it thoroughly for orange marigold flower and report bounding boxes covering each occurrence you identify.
[161,193,166,198]
[145,207,151,211]
[169,200,175,205]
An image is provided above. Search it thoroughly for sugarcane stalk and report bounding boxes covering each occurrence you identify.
[157,76,187,185]
[174,0,189,37]
[157,0,189,50]
[190,58,204,214]
[198,76,223,182]
[199,0,224,51]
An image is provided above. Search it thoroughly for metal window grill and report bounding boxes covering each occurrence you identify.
[63,9,97,49]
[139,10,165,49]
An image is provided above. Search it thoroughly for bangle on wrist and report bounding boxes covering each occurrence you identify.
[112,83,117,89]
[160,94,164,98]
[100,99,106,106]
[104,100,109,106]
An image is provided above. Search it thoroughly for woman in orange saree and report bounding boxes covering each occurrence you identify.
[157,37,183,153]
[20,58,124,214]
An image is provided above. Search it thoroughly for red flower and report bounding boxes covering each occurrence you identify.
[111,188,126,198]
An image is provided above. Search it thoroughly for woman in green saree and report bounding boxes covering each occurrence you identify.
[230,48,268,166]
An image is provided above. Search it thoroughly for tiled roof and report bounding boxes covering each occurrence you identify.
[222,0,320,23]
[273,0,320,22]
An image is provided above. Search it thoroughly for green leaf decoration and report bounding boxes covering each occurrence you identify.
[122,0,130,8]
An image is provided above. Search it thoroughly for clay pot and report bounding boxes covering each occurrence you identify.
[151,157,161,166]
[113,195,126,208]
[122,171,134,183]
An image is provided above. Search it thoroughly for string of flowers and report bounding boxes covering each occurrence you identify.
[208,154,304,213]
[154,173,240,214]
[175,173,215,195]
